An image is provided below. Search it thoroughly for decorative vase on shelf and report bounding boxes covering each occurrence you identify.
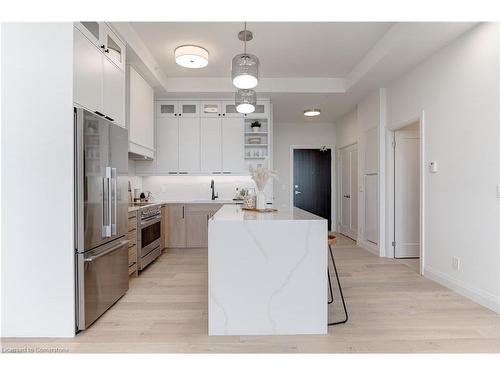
[256,189,266,210]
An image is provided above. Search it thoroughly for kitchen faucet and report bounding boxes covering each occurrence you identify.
[210,179,218,200]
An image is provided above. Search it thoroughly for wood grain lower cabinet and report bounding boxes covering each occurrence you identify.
[167,204,186,248]
[127,211,138,277]
[161,205,168,250]
[166,203,223,248]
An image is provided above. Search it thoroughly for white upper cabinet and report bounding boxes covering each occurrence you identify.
[157,101,178,118]
[74,27,103,114]
[73,25,125,127]
[102,24,125,71]
[178,117,201,174]
[222,118,245,174]
[200,118,222,173]
[128,66,154,157]
[201,101,222,118]
[222,101,243,118]
[75,22,103,48]
[179,101,199,118]
[156,117,179,174]
[103,57,125,125]
[245,100,270,118]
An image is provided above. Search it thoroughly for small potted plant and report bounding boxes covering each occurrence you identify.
[251,121,262,133]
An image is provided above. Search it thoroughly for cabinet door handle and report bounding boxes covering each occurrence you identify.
[222,171,232,174]
[100,45,105,49]
[222,113,226,116]
[182,206,185,219]
[212,171,221,174]
[174,113,178,116]
[178,113,182,116]
[168,171,178,175]
[94,111,105,117]
[104,48,109,53]
[179,171,188,175]
[104,116,114,122]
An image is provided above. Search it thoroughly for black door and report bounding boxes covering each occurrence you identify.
[293,149,332,229]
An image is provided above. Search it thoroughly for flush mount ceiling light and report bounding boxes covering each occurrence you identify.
[174,45,209,68]
[304,108,321,117]
[235,89,257,114]
[231,22,260,89]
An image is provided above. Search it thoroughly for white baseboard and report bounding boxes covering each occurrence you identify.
[424,265,500,314]
[357,239,379,256]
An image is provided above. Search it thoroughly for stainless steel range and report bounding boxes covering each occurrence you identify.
[138,205,162,270]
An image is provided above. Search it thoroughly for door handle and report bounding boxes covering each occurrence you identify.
[343,194,351,198]
[84,240,129,262]
[112,168,117,236]
[295,191,302,195]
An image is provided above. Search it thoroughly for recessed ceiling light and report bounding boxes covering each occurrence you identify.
[175,45,209,69]
[304,108,321,117]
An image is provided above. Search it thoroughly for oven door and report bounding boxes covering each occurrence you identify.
[139,216,161,257]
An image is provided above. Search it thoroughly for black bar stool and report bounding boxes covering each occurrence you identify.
[327,234,348,326]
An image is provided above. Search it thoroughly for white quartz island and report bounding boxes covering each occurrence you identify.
[208,204,328,335]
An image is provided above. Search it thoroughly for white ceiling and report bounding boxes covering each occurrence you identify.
[131,22,393,78]
[126,22,476,123]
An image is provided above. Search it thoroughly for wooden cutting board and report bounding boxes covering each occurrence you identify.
[241,207,278,213]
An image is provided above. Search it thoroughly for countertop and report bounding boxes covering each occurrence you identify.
[211,204,326,221]
[127,199,242,212]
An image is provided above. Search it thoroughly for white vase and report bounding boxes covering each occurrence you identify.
[256,189,266,210]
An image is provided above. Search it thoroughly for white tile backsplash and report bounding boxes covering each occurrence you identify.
[141,175,262,202]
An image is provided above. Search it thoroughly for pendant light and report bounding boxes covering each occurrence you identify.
[231,22,260,89]
[235,89,257,114]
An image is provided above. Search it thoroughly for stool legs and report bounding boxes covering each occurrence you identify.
[327,269,334,304]
[328,244,348,326]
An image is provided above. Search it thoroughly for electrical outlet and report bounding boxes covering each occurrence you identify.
[452,257,461,271]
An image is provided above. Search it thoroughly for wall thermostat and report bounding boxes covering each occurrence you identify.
[429,161,438,173]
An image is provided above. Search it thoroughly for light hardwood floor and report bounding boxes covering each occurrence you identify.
[2,235,499,353]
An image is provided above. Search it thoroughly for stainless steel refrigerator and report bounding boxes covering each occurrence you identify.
[74,108,129,331]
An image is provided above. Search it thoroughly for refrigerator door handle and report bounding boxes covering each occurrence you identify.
[111,167,117,236]
[103,166,112,237]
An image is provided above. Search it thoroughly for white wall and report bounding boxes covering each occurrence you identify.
[273,122,336,223]
[386,23,500,312]
[1,23,75,336]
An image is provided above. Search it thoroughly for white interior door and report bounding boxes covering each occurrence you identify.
[394,129,420,258]
[339,144,358,239]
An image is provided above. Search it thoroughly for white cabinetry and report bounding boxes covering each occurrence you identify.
[128,66,154,159]
[73,25,125,127]
[222,118,245,173]
[178,118,201,174]
[201,118,222,173]
[103,57,125,124]
[135,98,271,176]
[156,118,179,174]
[102,24,125,71]
[74,28,103,114]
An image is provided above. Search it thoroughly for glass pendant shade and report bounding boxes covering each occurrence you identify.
[235,89,257,114]
[231,53,260,89]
